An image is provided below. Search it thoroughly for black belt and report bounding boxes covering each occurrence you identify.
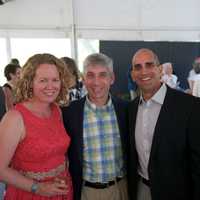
[141,177,150,187]
[84,177,122,189]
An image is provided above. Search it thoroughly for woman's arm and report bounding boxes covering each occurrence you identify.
[0,110,33,191]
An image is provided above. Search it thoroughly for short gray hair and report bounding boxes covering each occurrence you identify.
[83,53,113,73]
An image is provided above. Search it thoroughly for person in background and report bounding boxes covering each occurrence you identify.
[127,65,138,100]
[161,62,178,89]
[187,57,200,91]
[61,57,86,101]
[192,79,200,97]
[62,53,129,200]
[10,58,20,65]
[128,48,200,200]
[0,53,73,200]
[190,62,200,97]
[3,63,21,110]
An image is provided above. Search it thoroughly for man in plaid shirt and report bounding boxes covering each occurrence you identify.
[62,53,129,200]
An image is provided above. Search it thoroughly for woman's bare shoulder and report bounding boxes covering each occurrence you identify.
[0,109,25,139]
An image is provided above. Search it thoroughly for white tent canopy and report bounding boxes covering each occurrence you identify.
[0,0,199,41]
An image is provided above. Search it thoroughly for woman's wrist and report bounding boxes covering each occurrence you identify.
[31,181,39,193]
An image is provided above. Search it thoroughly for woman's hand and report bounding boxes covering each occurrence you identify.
[35,180,68,197]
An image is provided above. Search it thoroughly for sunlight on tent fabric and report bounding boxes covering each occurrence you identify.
[11,38,71,66]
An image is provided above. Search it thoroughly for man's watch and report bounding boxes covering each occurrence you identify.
[31,182,39,193]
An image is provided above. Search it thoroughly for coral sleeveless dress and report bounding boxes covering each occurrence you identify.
[4,103,73,200]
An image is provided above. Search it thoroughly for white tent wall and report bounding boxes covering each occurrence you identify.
[0,0,74,54]
[74,0,200,41]
[0,0,199,41]
[0,0,72,31]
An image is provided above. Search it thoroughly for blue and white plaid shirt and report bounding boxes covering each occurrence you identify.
[83,96,124,183]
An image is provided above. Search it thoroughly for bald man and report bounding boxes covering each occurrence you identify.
[127,48,200,200]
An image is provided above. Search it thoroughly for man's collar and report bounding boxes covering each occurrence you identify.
[85,95,112,111]
[140,83,167,105]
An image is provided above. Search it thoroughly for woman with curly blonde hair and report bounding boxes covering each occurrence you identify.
[15,53,71,105]
[0,53,73,200]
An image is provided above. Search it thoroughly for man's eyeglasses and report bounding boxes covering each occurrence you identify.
[132,62,156,71]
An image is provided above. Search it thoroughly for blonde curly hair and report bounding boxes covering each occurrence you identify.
[15,53,72,106]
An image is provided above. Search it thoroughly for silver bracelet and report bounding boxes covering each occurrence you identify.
[31,182,39,193]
